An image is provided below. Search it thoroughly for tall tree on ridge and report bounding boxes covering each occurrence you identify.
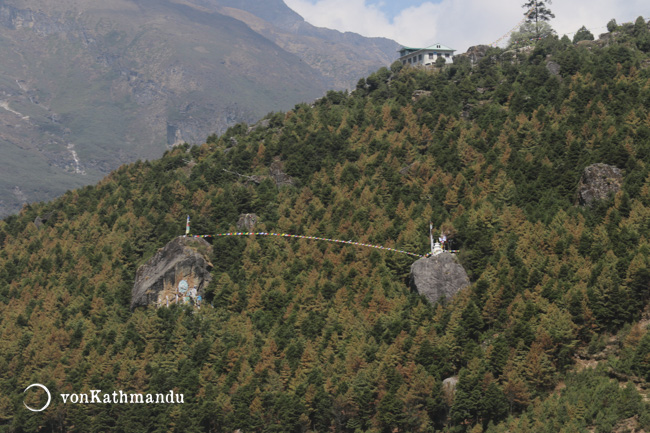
[522,0,555,38]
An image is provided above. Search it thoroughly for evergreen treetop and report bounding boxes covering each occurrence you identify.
[573,25,595,43]
[522,0,555,37]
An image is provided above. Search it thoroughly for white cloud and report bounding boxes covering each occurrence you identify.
[284,0,393,38]
[284,0,650,53]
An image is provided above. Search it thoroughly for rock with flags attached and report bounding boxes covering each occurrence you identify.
[131,236,213,310]
[410,253,470,305]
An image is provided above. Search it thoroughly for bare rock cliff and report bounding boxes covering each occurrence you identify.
[131,236,213,310]
[410,253,470,304]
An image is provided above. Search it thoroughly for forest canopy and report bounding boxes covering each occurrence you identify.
[1,16,650,433]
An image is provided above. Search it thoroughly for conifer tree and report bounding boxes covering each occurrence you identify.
[573,26,594,43]
[522,0,555,38]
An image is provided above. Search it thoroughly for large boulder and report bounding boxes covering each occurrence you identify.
[577,163,623,206]
[131,236,213,310]
[442,376,459,404]
[410,253,470,304]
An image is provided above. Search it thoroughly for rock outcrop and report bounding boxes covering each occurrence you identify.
[546,60,561,76]
[399,163,416,176]
[269,158,295,187]
[410,253,470,304]
[577,163,623,206]
[131,236,213,310]
[442,376,459,403]
[34,212,53,229]
[576,40,599,49]
[460,45,490,64]
[412,90,431,102]
[237,213,259,231]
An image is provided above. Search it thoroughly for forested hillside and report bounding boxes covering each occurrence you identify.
[1,17,650,433]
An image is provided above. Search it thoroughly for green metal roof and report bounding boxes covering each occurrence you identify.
[399,43,455,53]
[424,43,455,51]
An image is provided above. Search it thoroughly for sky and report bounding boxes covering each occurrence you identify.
[283,0,649,53]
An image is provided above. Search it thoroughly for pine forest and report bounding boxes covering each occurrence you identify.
[1,16,650,433]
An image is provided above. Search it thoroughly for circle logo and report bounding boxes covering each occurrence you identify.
[23,383,51,412]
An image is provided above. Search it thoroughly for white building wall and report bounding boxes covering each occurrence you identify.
[401,50,454,66]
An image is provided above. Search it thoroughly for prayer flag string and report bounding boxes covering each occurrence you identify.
[192,232,432,258]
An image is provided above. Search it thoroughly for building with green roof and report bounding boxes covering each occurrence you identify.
[398,43,455,66]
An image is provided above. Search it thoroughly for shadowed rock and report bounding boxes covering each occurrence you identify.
[410,253,470,304]
[131,236,213,310]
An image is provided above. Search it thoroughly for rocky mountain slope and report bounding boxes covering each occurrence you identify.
[0,0,399,217]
